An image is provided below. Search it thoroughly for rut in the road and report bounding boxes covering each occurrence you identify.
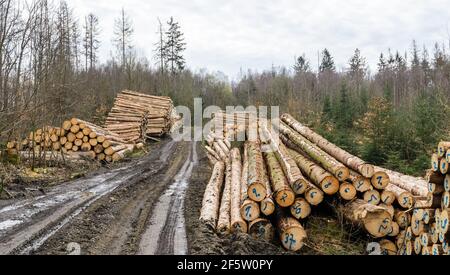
[138,142,198,255]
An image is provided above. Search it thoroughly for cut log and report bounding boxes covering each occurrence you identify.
[217,158,232,233]
[371,170,390,190]
[281,113,374,177]
[431,153,440,172]
[426,169,445,184]
[248,218,275,242]
[263,151,295,207]
[276,208,307,251]
[247,142,266,202]
[379,239,397,255]
[339,182,357,201]
[438,141,450,157]
[264,127,310,194]
[387,221,400,237]
[440,158,449,174]
[304,183,325,206]
[340,199,392,238]
[230,148,247,234]
[385,184,414,209]
[394,210,411,229]
[199,161,226,229]
[287,147,340,196]
[375,167,429,198]
[278,123,349,181]
[348,170,372,193]
[381,190,396,205]
[363,189,381,205]
[290,198,311,220]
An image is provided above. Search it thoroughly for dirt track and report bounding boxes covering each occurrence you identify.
[0,138,366,255]
[0,140,201,255]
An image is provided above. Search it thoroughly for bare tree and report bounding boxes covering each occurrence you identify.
[83,13,100,71]
[113,8,133,68]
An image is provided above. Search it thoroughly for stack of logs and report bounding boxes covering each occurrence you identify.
[104,90,178,142]
[407,142,450,255]
[200,112,439,254]
[6,118,138,163]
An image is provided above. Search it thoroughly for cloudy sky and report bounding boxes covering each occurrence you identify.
[71,0,450,80]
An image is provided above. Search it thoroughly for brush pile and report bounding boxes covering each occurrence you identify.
[200,112,441,254]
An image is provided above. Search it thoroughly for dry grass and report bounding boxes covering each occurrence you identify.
[302,215,366,255]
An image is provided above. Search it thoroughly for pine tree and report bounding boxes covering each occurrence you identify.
[378,53,387,72]
[165,17,186,74]
[319,48,335,72]
[293,54,310,74]
[411,40,420,69]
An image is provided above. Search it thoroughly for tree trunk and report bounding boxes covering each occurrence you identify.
[281,113,374,177]
[247,141,266,202]
[200,161,225,229]
[339,199,392,238]
[263,151,295,207]
[230,148,247,234]
[287,146,340,195]
[248,218,275,242]
[290,198,311,220]
[217,158,232,233]
[278,122,349,181]
[276,208,307,251]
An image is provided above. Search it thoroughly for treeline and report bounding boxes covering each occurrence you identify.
[2,0,450,176]
[0,0,234,143]
[233,45,450,175]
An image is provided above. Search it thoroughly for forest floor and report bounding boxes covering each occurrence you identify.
[0,138,367,255]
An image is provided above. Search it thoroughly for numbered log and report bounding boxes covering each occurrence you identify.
[363,189,381,205]
[339,182,357,201]
[379,239,397,255]
[263,152,295,207]
[290,198,311,220]
[248,218,275,242]
[199,161,225,229]
[276,209,307,251]
[217,159,232,233]
[287,147,339,196]
[230,148,247,234]
[247,142,267,202]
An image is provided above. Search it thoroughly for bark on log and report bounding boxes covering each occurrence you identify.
[385,184,414,209]
[217,159,232,233]
[281,113,374,177]
[340,199,392,238]
[276,208,307,251]
[290,198,311,220]
[230,148,247,234]
[247,142,267,202]
[287,147,339,196]
[278,123,349,181]
[263,151,295,207]
[200,161,226,229]
[248,218,275,242]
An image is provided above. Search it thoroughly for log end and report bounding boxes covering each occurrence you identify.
[247,182,266,202]
[261,198,275,216]
[305,188,324,206]
[371,171,390,190]
[320,176,340,195]
[359,163,375,178]
[274,189,295,208]
[279,224,307,252]
[231,221,248,234]
[339,182,357,201]
[240,200,260,222]
[336,166,350,182]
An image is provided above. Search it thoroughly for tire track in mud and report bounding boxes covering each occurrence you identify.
[138,141,197,255]
[0,140,178,255]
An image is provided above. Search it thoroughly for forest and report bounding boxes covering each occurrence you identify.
[1,0,450,176]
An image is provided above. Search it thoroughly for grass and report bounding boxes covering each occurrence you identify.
[303,215,367,255]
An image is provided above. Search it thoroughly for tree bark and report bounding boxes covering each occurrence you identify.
[200,161,225,229]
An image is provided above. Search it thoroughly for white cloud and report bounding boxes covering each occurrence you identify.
[70,0,450,79]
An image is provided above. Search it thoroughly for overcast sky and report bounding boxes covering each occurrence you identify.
[71,0,450,80]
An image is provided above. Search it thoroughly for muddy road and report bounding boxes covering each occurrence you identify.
[0,140,205,255]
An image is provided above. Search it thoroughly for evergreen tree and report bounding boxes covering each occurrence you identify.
[319,48,335,72]
[378,53,387,72]
[411,40,420,69]
[165,17,186,74]
[348,48,367,78]
[293,54,310,74]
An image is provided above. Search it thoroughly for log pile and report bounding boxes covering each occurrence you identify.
[200,112,439,254]
[104,90,179,142]
[6,118,138,163]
